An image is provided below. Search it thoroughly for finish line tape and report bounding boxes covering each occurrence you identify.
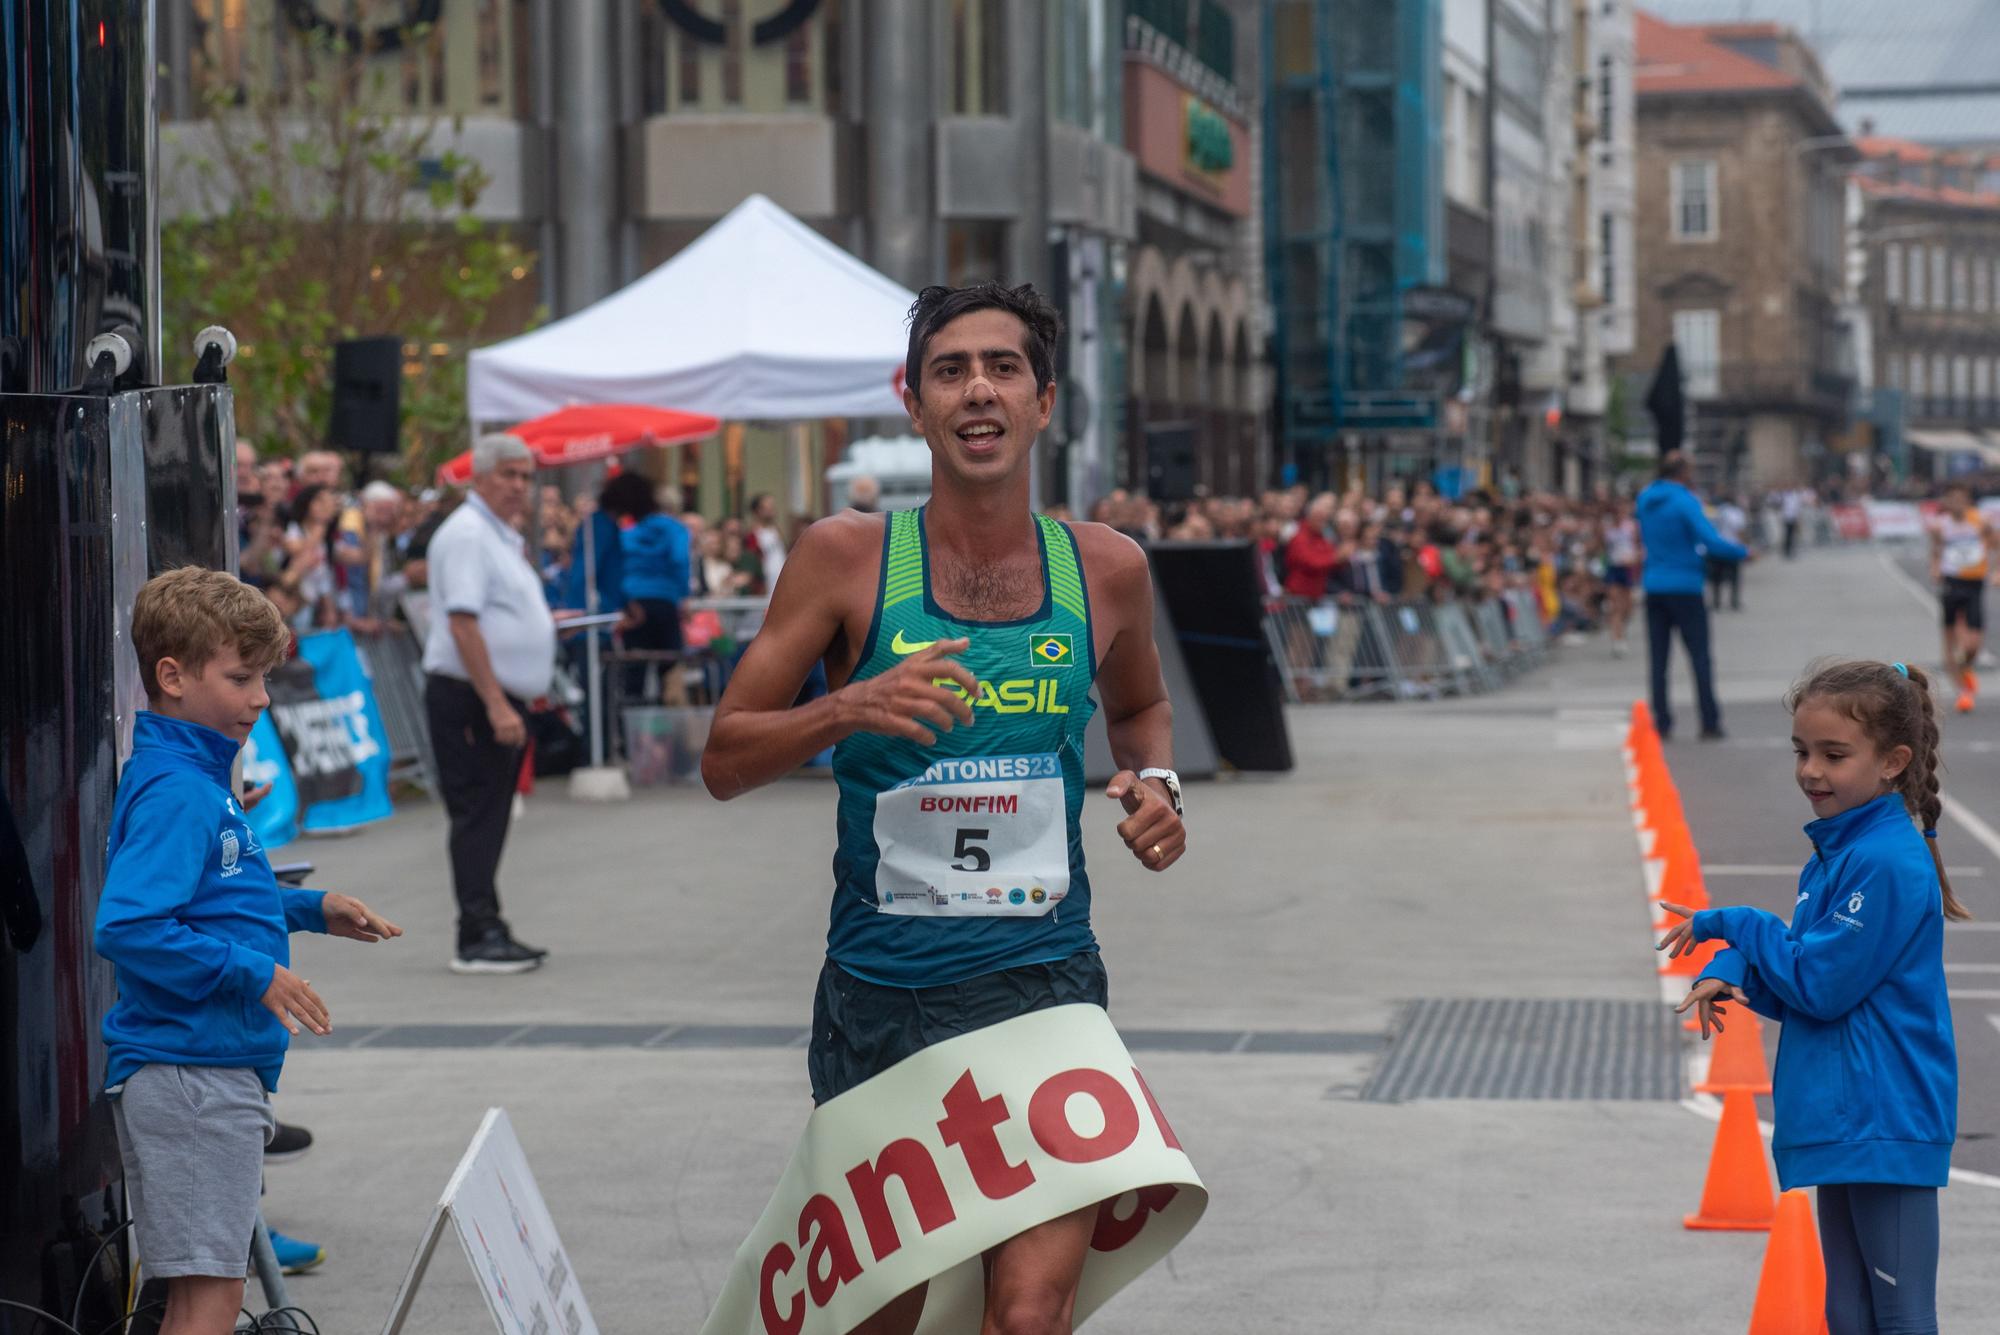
[698,1004,1207,1335]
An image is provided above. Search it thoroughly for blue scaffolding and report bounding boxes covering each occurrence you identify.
[1263,0,1442,485]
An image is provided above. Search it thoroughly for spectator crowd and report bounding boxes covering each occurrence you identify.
[232,434,1819,708]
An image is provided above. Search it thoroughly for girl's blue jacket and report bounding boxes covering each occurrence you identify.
[1695,792,1957,1188]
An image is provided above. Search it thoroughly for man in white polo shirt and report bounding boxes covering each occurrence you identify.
[423,434,557,973]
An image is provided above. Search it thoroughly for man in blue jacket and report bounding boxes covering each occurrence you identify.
[1637,452,1748,739]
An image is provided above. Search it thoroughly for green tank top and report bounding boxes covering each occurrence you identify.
[826,506,1099,988]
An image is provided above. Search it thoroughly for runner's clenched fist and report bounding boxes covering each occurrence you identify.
[1106,771,1185,871]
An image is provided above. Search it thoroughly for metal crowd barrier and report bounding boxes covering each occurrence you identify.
[1263,591,1554,704]
[355,625,438,793]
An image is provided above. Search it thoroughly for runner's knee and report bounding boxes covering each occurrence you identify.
[984,1293,1072,1335]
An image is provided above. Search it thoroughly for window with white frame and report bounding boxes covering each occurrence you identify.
[1936,354,1953,406]
[1888,355,1904,390]
[1672,160,1718,241]
[1885,242,1902,304]
[1934,247,1950,310]
[1955,355,1972,407]
[1976,357,1992,405]
[1910,354,1928,398]
[1978,255,1992,312]
[1910,246,1927,309]
[1673,309,1721,398]
[1955,256,1971,310]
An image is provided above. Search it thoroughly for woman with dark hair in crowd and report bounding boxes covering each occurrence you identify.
[601,471,690,662]
[281,483,344,630]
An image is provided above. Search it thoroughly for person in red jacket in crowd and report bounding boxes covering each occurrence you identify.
[1284,493,1341,600]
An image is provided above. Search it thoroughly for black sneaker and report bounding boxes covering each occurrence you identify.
[264,1122,314,1163]
[1700,728,1727,742]
[451,933,547,975]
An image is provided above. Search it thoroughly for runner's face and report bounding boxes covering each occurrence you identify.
[157,643,271,744]
[905,309,1055,488]
[1792,701,1908,820]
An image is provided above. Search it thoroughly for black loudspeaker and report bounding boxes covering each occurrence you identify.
[1144,421,1198,501]
[1145,540,1293,772]
[328,336,403,453]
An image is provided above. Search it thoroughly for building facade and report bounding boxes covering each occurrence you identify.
[1120,1,1267,501]
[160,1,1266,516]
[1620,13,1854,492]
[1263,0,1453,494]
[1853,137,2000,481]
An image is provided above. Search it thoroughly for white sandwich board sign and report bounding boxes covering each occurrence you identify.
[383,1108,599,1335]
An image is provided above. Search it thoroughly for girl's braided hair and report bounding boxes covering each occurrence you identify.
[1788,659,1972,921]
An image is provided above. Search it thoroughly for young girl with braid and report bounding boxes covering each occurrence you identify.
[1659,659,1966,1335]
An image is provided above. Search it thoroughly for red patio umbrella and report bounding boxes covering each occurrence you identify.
[438,403,720,484]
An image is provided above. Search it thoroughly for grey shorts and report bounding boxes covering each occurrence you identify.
[111,1064,276,1279]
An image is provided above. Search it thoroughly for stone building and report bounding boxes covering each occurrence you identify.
[1853,136,2000,479]
[162,1,1242,515]
[1620,12,1854,491]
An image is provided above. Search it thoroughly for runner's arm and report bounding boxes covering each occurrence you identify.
[1084,528,1174,788]
[701,519,977,801]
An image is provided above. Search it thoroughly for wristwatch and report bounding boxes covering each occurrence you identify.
[1137,767,1183,816]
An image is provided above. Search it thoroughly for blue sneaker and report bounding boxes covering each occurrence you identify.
[266,1229,326,1275]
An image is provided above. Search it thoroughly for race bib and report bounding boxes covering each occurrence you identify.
[872,753,1070,916]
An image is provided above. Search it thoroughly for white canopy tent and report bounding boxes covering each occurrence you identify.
[467,194,917,423]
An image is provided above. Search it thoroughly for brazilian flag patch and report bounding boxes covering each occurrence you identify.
[1030,632,1073,668]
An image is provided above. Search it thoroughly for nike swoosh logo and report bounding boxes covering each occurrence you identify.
[890,630,937,655]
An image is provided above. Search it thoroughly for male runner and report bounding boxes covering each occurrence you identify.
[1928,481,1995,713]
[701,281,1186,1335]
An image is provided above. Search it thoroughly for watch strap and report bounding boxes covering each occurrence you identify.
[1137,767,1182,814]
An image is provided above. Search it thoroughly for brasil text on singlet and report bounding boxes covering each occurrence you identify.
[827,507,1099,988]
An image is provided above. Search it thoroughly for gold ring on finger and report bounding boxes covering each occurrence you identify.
[1149,844,1163,862]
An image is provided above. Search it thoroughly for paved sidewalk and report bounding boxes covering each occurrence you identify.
[267,543,1999,1333]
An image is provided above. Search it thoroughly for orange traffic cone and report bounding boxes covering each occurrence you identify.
[1661,936,1723,977]
[1685,1088,1775,1231]
[1695,1009,1773,1094]
[1747,1189,1827,1334]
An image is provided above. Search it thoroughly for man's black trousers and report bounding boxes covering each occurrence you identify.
[1646,593,1722,737]
[425,673,525,948]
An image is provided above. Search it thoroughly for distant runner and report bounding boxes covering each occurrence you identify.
[1927,482,1994,714]
[700,281,1189,1335]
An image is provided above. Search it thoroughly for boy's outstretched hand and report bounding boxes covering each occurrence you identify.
[322,892,403,944]
[262,964,330,1036]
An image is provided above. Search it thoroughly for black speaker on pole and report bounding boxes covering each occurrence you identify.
[328,336,403,453]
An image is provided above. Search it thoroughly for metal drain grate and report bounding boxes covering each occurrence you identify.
[1359,998,1683,1102]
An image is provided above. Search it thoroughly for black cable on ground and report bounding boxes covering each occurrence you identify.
[67,1220,135,1335]
[0,1296,87,1335]
[86,1299,166,1335]
[249,1307,323,1334]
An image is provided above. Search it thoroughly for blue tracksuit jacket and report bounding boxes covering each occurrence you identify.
[94,711,327,1092]
[1695,792,1957,1188]
[1637,478,1748,595]
[620,512,691,603]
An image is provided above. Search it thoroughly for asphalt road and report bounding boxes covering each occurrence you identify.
[1660,542,2000,1180]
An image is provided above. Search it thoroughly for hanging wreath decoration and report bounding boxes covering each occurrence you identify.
[279,0,447,55]
[653,0,823,47]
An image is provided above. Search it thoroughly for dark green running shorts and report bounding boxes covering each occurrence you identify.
[807,950,1109,1106]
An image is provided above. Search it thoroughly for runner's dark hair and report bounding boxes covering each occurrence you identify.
[1788,659,1972,920]
[904,281,1063,397]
